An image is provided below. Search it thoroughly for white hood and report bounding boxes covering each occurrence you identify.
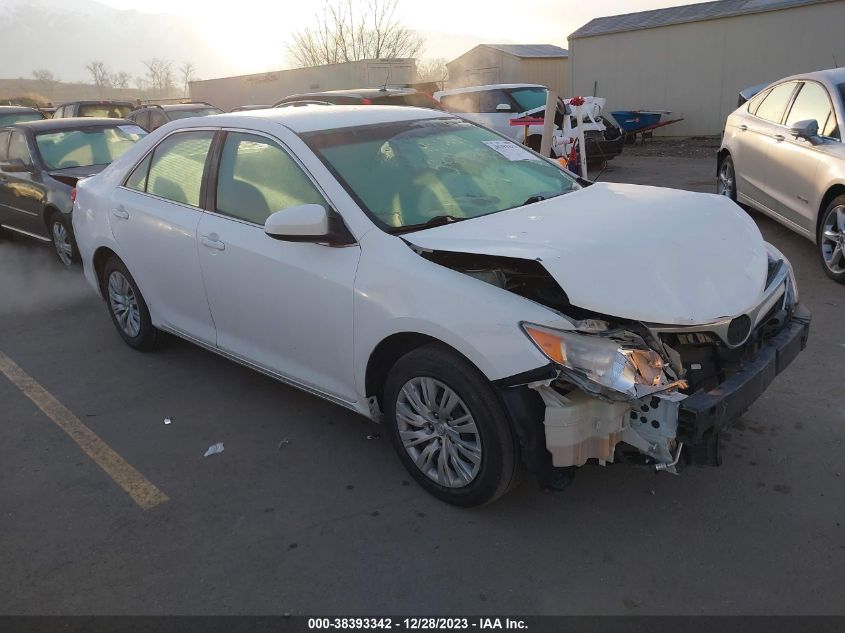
[405,182,769,325]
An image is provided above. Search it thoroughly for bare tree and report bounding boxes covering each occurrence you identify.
[289,0,423,68]
[112,71,132,89]
[142,58,174,98]
[178,62,196,98]
[32,69,60,98]
[415,57,448,87]
[85,61,112,95]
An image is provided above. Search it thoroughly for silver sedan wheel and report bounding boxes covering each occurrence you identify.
[52,221,73,266]
[395,377,482,488]
[107,271,141,338]
[821,204,845,274]
[717,160,734,198]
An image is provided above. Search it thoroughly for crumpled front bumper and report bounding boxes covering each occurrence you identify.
[677,303,811,444]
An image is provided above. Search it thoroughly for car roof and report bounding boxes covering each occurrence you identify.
[60,100,134,106]
[160,103,221,111]
[282,88,417,100]
[766,67,845,89]
[177,104,451,134]
[6,117,134,132]
[0,105,42,113]
[434,84,547,97]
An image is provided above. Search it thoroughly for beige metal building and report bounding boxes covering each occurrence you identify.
[189,59,416,111]
[569,0,845,136]
[446,45,569,96]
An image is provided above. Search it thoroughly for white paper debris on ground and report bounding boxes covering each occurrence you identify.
[164,417,172,425]
[277,439,290,449]
[366,434,381,440]
[204,442,224,457]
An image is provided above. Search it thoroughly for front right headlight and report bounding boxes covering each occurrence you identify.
[522,323,669,398]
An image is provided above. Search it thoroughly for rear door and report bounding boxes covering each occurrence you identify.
[0,130,47,237]
[109,129,217,343]
[768,80,839,232]
[196,129,360,401]
[736,81,799,211]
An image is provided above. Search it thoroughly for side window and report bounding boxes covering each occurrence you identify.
[754,82,797,124]
[439,92,479,113]
[8,132,33,166]
[746,89,770,115]
[136,110,151,130]
[53,106,64,118]
[477,89,512,113]
[0,131,10,161]
[215,132,326,225]
[149,111,168,130]
[125,154,152,192]
[146,131,214,206]
[785,82,839,139]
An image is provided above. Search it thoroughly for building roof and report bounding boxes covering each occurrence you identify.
[570,0,834,39]
[481,44,569,58]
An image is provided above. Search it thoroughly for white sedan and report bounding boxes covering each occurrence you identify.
[73,106,810,505]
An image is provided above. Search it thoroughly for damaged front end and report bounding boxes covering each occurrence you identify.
[417,245,810,480]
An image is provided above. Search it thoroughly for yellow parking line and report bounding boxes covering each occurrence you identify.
[0,351,169,511]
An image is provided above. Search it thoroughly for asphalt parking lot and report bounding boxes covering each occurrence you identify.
[1,150,843,616]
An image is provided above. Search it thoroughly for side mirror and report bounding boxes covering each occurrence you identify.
[495,103,512,112]
[264,204,354,245]
[789,119,820,143]
[0,159,32,173]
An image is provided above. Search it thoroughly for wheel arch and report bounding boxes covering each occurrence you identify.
[817,184,845,240]
[364,332,483,407]
[42,204,62,232]
[717,148,731,173]
[92,246,120,297]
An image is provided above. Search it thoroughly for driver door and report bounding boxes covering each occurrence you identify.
[196,130,360,402]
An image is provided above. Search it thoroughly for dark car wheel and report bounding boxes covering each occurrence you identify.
[102,256,161,351]
[49,213,78,267]
[717,154,737,201]
[383,344,520,506]
[818,195,845,283]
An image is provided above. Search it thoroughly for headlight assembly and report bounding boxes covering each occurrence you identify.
[522,323,675,398]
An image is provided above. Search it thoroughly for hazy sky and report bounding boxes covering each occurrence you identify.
[91,0,715,74]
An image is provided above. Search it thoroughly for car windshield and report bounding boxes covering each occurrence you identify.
[167,107,223,120]
[34,124,147,170]
[0,112,44,126]
[507,87,549,112]
[304,118,579,231]
[78,104,132,118]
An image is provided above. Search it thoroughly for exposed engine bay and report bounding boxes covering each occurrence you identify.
[417,247,801,474]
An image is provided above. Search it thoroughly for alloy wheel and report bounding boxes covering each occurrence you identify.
[52,221,73,266]
[107,271,141,338]
[717,160,734,198]
[395,377,482,488]
[821,204,845,274]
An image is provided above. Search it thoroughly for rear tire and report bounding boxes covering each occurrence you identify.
[102,256,161,351]
[383,344,520,506]
[818,195,845,283]
[49,213,79,267]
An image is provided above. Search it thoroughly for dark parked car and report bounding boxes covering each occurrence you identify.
[127,102,224,131]
[0,106,47,126]
[52,100,134,119]
[0,118,146,265]
[273,88,444,110]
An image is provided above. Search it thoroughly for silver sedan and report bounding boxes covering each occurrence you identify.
[718,67,845,283]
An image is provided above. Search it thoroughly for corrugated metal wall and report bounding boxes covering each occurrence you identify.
[569,1,845,136]
[189,60,417,111]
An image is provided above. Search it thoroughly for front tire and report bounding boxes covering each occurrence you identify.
[383,344,520,506]
[717,154,737,201]
[49,213,78,267]
[102,256,161,350]
[818,196,845,283]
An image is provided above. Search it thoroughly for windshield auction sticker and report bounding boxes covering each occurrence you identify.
[481,140,539,161]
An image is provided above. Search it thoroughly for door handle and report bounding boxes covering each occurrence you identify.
[774,134,785,142]
[201,236,225,251]
[739,124,748,131]
[112,208,129,219]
